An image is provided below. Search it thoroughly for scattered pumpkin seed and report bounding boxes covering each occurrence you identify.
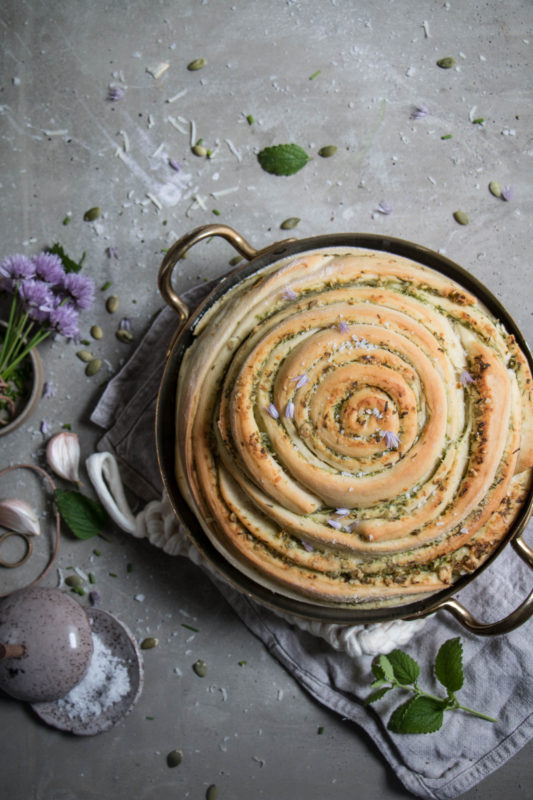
[65,574,84,588]
[193,658,207,677]
[106,295,119,313]
[76,349,94,363]
[141,637,159,650]
[91,325,103,340]
[206,785,218,800]
[318,145,337,158]
[436,57,456,69]
[489,181,502,197]
[166,749,183,768]
[453,210,470,226]
[229,255,242,266]
[85,358,102,377]
[192,144,208,157]
[83,206,101,222]
[280,217,301,230]
[187,58,206,71]
[116,329,133,344]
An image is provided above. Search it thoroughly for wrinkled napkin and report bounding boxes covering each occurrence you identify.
[91,285,533,800]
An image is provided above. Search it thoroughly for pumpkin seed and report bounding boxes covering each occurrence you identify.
[280,217,300,230]
[85,358,102,377]
[91,325,103,340]
[83,206,101,221]
[193,658,207,677]
[192,144,208,157]
[229,255,242,266]
[489,181,502,198]
[318,145,337,158]
[437,57,456,69]
[76,349,94,363]
[141,637,159,650]
[116,329,133,344]
[187,58,206,71]
[106,295,119,313]
[65,574,84,588]
[166,749,183,768]
[206,785,218,800]
[453,210,469,226]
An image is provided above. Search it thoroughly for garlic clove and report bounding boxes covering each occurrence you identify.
[0,498,41,536]
[46,432,81,484]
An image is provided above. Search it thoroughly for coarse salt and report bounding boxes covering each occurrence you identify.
[56,633,130,723]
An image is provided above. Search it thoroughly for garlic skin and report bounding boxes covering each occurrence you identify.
[0,498,41,536]
[46,432,81,484]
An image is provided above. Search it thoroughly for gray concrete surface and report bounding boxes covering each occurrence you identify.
[1,1,532,798]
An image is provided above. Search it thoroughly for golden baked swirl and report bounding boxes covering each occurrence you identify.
[176,248,533,608]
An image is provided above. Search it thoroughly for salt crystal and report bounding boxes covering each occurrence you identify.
[56,633,130,722]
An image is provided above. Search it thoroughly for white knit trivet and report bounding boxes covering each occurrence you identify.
[86,452,427,657]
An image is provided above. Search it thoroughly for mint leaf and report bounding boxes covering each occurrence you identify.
[388,696,445,734]
[364,686,392,705]
[435,637,464,694]
[47,243,87,273]
[387,649,420,685]
[373,654,395,683]
[257,143,310,176]
[54,489,108,540]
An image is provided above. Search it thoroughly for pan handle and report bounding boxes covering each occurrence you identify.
[158,223,296,321]
[428,531,533,636]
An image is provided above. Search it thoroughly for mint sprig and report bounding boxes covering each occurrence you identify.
[365,637,497,734]
[54,488,108,540]
[257,143,310,176]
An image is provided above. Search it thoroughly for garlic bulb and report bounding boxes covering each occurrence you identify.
[0,498,41,536]
[46,432,81,484]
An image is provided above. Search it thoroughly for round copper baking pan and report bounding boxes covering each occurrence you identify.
[156,224,533,634]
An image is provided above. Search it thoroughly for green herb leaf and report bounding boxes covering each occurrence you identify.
[47,243,86,273]
[377,654,395,683]
[435,637,464,693]
[387,649,420,685]
[365,686,392,706]
[388,696,445,734]
[257,143,310,176]
[54,489,108,540]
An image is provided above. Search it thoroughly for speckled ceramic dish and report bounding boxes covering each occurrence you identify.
[31,608,144,736]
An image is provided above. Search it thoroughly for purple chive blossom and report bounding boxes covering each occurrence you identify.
[459,370,474,387]
[0,253,35,290]
[292,373,310,389]
[335,508,350,517]
[48,304,80,338]
[18,280,55,322]
[105,246,120,259]
[301,540,314,552]
[282,287,298,301]
[169,158,181,171]
[338,320,350,334]
[501,186,514,202]
[266,403,279,419]
[285,400,295,419]
[31,252,65,284]
[107,85,125,101]
[376,201,394,215]
[40,419,50,435]
[60,272,95,310]
[410,104,429,119]
[89,590,102,606]
[381,429,400,449]
[328,518,343,530]
[119,317,132,332]
[42,382,56,398]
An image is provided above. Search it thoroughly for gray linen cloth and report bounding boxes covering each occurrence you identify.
[91,286,533,800]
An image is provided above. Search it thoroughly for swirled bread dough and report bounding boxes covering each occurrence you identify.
[175,248,533,608]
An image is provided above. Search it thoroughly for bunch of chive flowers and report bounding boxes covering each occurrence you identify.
[0,251,95,385]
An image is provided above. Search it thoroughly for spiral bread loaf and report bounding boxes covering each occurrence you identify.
[176,248,533,608]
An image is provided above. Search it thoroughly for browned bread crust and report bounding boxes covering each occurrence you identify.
[175,249,533,607]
